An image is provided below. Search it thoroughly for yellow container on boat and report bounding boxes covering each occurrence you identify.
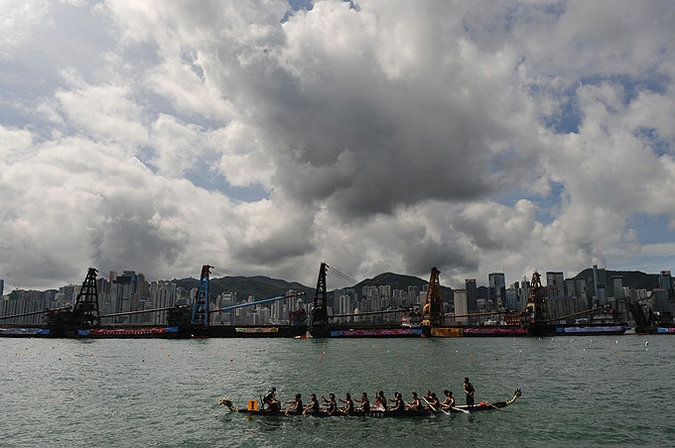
[430,327,463,337]
[248,400,258,411]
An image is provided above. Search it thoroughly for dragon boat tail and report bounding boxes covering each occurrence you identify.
[219,389,521,417]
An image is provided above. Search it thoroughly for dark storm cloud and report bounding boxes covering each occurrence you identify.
[2,0,675,289]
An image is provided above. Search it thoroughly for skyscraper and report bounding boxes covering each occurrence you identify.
[612,276,624,299]
[546,271,565,297]
[488,273,506,308]
[659,271,673,298]
[465,279,477,322]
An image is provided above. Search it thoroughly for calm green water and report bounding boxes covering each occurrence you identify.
[1,335,673,447]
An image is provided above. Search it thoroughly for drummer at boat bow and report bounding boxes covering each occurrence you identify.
[263,387,280,411]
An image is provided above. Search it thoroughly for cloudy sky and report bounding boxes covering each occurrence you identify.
[2,0,675,291]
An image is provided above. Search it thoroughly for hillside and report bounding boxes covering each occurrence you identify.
[172,275,314,300]
[171,268,663,304]
[571,269,660,296]
[173,271,443,303]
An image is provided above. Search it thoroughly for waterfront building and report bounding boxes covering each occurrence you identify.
[148,280,177,325]
[488,273,506,308]
[546,296,585,320]
[465,279,477,323]
[613,276,624,300]
[505,282,523,311]
[407,285,419,307]
[546,271,565,298]
[574,278,589,308]
[378,285,391,309]
[452,289,468,324]
[216,292,234,325]
[592,265,607,301]
[659,271,673,298]
[654,288,669,313]
[565,279,576,298]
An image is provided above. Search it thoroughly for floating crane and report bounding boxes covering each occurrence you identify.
[421,267,444,327]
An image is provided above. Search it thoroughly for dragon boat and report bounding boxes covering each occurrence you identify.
[219,389,521,417]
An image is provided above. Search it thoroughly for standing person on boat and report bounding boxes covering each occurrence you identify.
[463,378,475,407]
[388,392,404,412]
[405,392,423,411]
[263,387,280,411]
[354,392,370,412]
[284,393,303,415]
[376,391,388,411]
[304,394,320,414]
[440,390,456,410]
[338,393,354,415]
[321,393,337,415]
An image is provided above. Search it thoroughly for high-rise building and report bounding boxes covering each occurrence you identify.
[465,279,477,322]
[654,288,669,312]
[488,273,506,308]
[505,282,521,311]
[546,272,565,297]
[565,279,576,298]
[0,279,4,297]
[575,278,589,309]
[659,271,673,298]
[592,265,606,300]
[453,289,468,324]
[612,276,624,299]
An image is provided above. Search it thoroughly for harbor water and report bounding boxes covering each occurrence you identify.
[2,335,673,447]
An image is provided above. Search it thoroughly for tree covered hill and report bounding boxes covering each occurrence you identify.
[172,268,663,303]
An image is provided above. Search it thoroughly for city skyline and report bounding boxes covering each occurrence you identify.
[2,2,675,292]
[1,262,667,296]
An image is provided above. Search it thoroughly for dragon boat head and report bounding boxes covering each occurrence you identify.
[219,398,238,411]
[506,388,523,405]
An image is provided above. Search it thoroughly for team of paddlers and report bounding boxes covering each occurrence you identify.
[262,378,476,415]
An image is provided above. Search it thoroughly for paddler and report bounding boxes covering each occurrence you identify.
[304,393,320,414]
[354,392,370,412]
[405,392,422,411]
[338,392,354,415]
[388,392,404,412]
[440,390,455,410]
[424,392,440,410]
[284,393,303,416]
[321,393,337,415]
[376,391,388,411]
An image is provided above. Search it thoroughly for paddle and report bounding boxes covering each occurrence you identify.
[423,397,448,415]
[451,406,470,415]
